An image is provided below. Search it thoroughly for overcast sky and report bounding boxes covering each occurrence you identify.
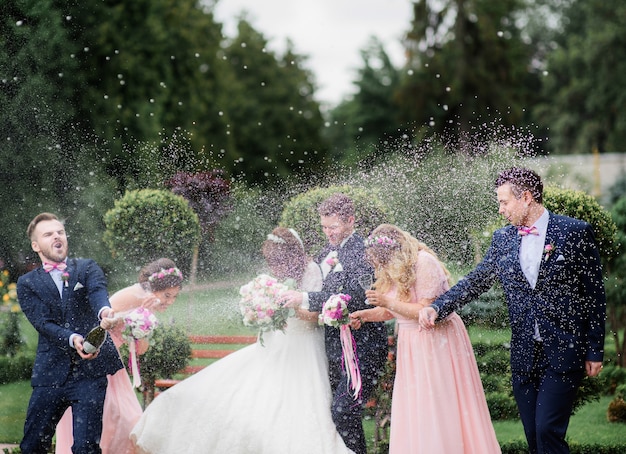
[212,0,413,107]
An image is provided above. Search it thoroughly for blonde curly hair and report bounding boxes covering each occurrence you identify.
[365,224,451,303]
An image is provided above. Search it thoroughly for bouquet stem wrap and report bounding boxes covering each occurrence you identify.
[340,324,362,399]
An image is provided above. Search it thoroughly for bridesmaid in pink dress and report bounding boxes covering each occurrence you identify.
[350,224,501,454]
[55,258,183,454]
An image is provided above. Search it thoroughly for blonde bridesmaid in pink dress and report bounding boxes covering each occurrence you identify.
[55,258,183,454]
[351,225,501,454]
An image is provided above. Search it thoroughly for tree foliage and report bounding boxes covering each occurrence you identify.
[396,0,541,145]
[222,20,328,185]
[533,0,626,154]
[325,38,407,167]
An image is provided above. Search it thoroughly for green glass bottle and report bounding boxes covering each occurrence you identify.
[83,325,107,354]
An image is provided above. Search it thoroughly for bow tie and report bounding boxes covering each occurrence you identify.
[43,262,67,272]
[518,226,539,236]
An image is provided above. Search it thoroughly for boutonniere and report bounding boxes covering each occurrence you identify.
[61,271,70,288]
[73,282,84,291]
[326,251,339,268]
[544,242,555,261]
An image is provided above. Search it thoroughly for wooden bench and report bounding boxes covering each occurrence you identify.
[153,334,257,390]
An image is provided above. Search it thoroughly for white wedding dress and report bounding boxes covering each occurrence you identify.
[131,262,354,454]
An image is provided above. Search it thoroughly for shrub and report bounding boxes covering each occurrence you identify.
[103,189,201,274]
[120,323,191,406]
[279,185,390,256]
[486,391,519,420]
[607,384,626,423]
[0,352,35,384]
[543,186,618,263]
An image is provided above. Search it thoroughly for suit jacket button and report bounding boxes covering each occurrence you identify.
[64,323,70,328]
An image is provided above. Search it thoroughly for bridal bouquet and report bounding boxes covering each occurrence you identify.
[318,293,351,327]
[239,274,293,345]
[319,293,362,399]
[122,307,159,388]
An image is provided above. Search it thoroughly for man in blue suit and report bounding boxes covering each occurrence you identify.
[419,168,605,454]
[17,213,122,454]
[281,193,388,454]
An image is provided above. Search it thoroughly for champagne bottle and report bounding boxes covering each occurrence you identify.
[83,325,107,354]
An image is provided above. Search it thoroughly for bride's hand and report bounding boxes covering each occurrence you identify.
[280,290,303,308]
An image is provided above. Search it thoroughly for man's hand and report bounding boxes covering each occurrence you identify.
[73,336,99,360]
[586,361,603,377]
[418,306,437,329]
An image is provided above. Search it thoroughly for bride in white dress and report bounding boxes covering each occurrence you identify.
[131,227,354,454]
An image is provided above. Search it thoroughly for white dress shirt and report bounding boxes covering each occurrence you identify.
[519,208,549,341]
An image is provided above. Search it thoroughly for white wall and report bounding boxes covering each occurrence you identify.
[529,152,626,206]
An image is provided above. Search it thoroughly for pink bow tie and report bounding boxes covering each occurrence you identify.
[518,226,539,236]
[43,262,67,272]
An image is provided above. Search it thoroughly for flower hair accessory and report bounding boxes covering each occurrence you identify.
[148,267,183,283]
[364,235,398,248]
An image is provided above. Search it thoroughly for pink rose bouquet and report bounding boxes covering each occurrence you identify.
[122,307,159,388]
[239,274,292,345]
[319,293,361,399]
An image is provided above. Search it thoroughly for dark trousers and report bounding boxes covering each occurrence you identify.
[21,375,108,454]
[512,342,583,454]
[329,356,384,454]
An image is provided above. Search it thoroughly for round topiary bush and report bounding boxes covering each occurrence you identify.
[103,189,201,272]
[279,185,391,256]
[543,186,618,263]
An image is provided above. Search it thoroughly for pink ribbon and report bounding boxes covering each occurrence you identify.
[128,339,142,388]
[340,325,362,399]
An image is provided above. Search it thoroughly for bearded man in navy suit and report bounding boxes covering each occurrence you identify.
[281,193,388,454]
[419,168,605,454]
[17,213,122,454]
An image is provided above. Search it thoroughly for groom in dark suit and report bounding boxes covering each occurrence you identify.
[419,168,605,454]
[281,193,388,454]
[17,213,122,454]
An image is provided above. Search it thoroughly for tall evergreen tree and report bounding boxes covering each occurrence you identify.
[533,0,626,154]
[59,0,234,190]
[0,0,104,271]
[222,20,328,185]
[326,38,405,167]
[397,0,540,147]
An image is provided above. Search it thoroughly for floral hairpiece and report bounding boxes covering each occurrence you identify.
[267,233,286,244]
[364,235,398,248]
[148,267,183,283]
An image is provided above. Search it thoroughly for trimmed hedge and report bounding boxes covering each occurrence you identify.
[103,189,201,273]
[279,185,390,256]
[0,353,34,384]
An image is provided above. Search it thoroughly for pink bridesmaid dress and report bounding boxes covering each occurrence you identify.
[386,251,501,454]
